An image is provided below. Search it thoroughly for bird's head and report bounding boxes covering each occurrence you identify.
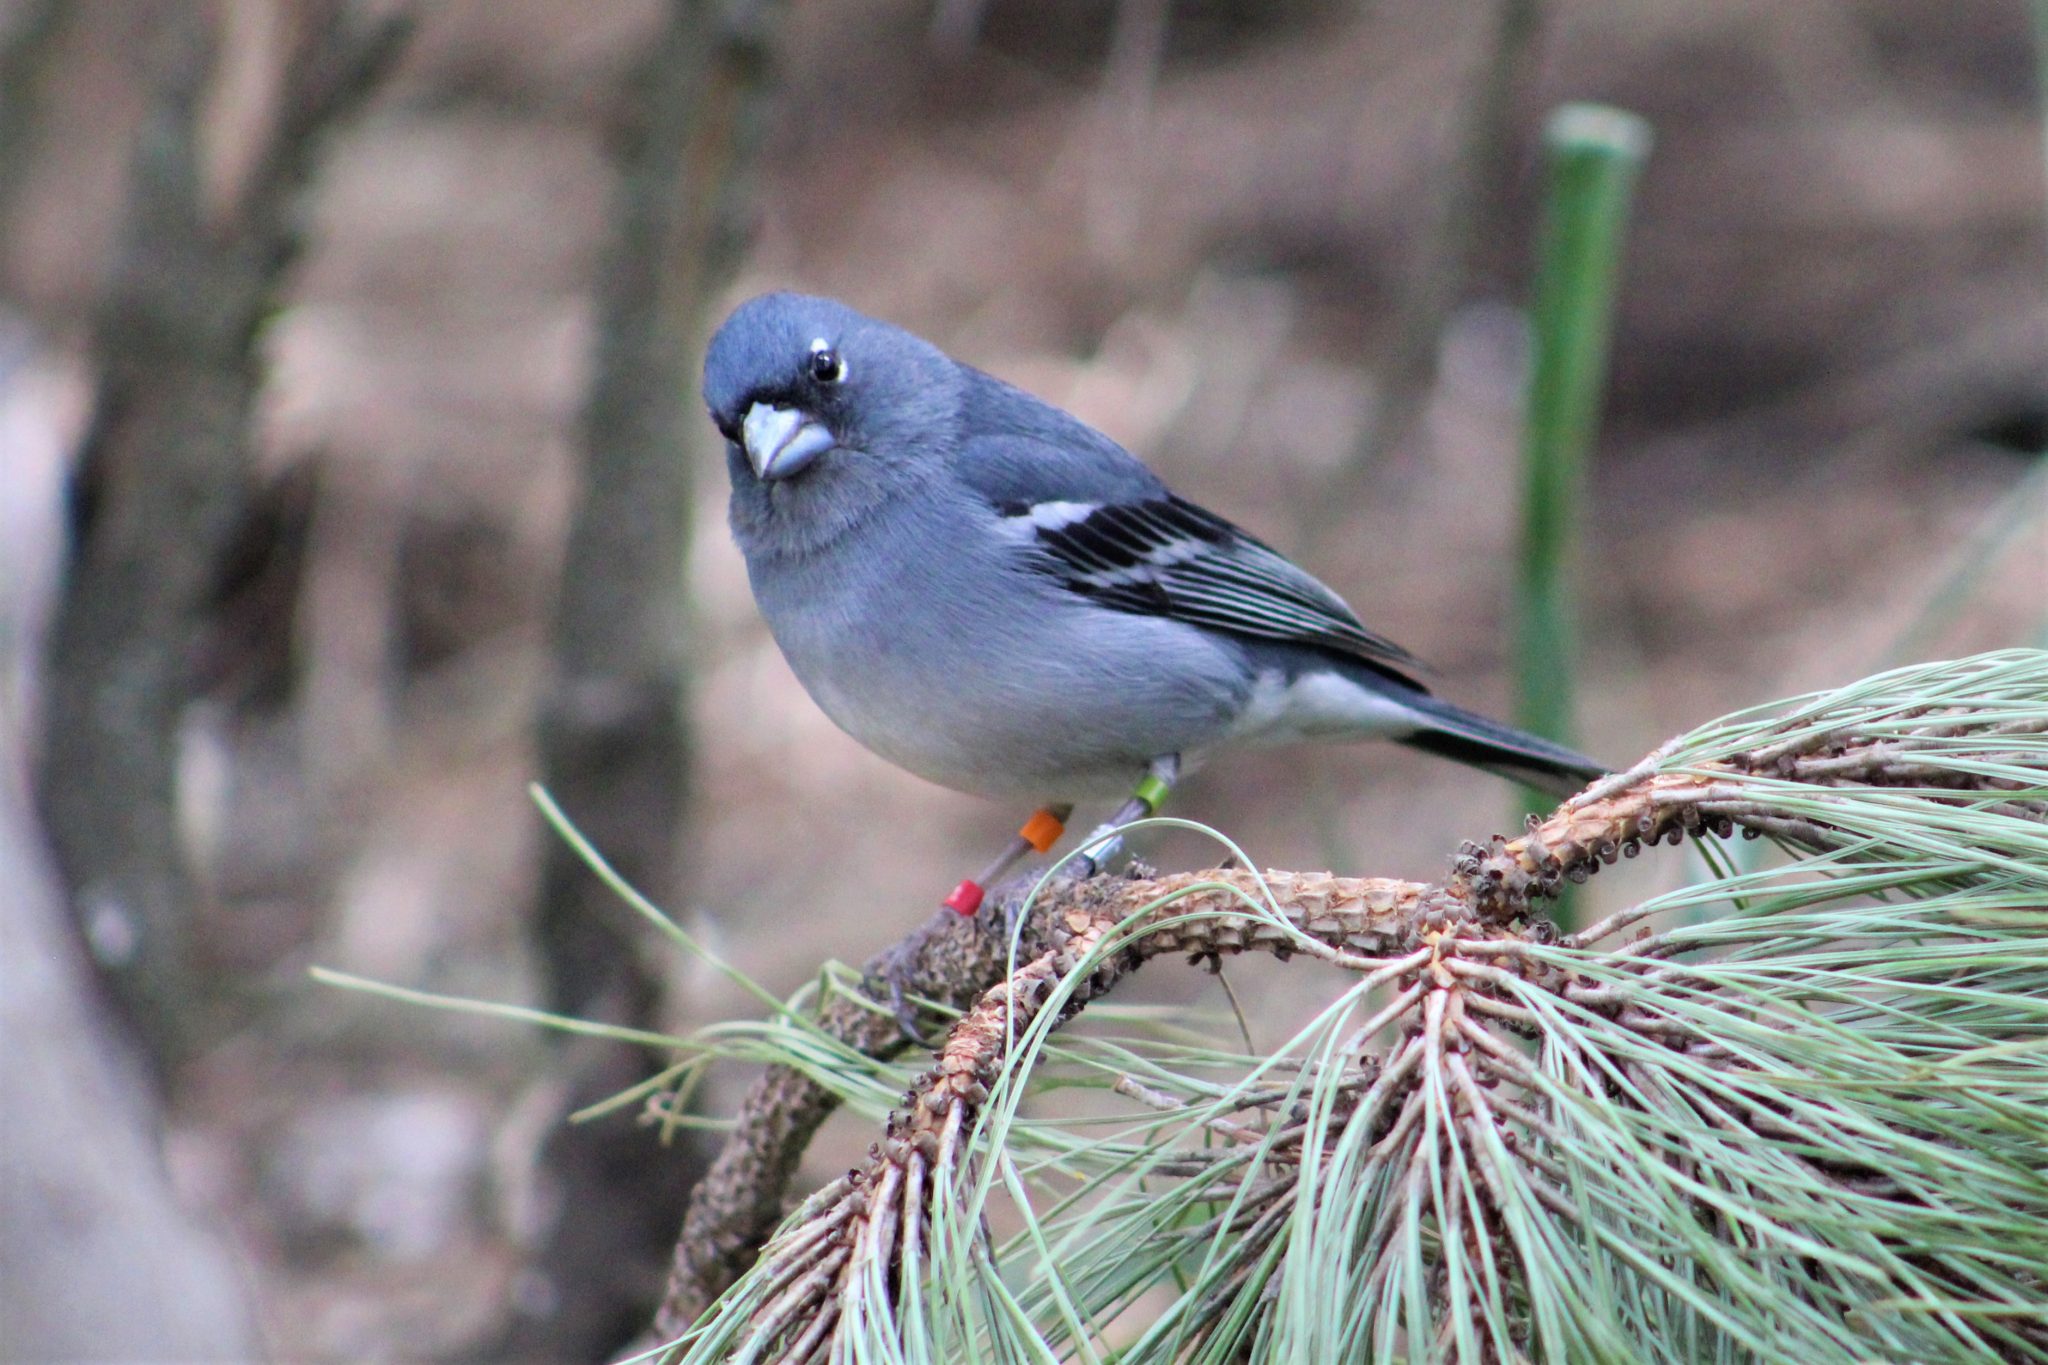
[704,293,965,556]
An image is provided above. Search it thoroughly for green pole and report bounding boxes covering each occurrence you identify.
[1514,103,1651,819]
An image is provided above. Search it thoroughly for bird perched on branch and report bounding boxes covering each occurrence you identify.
[704,292,1604,918]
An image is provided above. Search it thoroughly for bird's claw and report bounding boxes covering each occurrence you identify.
[1000,886,1037,944]
[885,974,926,1044]
[865,941,939,1045]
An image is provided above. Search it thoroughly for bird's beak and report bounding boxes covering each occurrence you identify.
[741,402,835,481]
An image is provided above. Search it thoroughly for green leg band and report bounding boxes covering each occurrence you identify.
[1132,773,1173,814]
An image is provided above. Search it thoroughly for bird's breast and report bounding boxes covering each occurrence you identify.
[741,502,1250,801]
[742,516,1034,792]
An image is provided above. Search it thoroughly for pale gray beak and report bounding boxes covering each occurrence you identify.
[741,402,835,481]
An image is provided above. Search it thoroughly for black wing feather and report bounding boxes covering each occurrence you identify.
[1024,494,1429,688]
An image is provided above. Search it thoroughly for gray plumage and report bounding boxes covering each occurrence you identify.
[704,291,1604,804]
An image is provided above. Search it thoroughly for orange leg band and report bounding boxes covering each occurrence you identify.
[1017,807,1067,854]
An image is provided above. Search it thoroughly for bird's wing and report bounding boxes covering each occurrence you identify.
[1021,494,1429,685]
[965,459,1424,690]
[951,369,1429,687]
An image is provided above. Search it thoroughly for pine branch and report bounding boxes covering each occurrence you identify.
[660,653,2048,1359]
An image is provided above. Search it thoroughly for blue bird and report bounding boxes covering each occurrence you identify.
[705,292,1604,917]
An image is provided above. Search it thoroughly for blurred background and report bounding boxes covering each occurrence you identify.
[1,0,2042,1360]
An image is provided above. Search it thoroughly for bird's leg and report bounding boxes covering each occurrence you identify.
[880,804,1070,1040]
[942,803,1074,916]
[994,758,1176,945]
[1068,754,1181,880]
[900,757,1174,1030]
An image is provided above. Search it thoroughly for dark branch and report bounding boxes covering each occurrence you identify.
[36,1,410,1062]
[512,0,787,1355]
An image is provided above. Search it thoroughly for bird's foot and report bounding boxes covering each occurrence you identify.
[865,934,946,1044]
[884,972,928,1044]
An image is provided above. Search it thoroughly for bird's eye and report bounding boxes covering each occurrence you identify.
[808,345,845,385]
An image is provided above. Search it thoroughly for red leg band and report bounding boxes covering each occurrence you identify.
[943,879,985,916]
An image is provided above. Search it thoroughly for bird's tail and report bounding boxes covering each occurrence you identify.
[1393,690,1607,799]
